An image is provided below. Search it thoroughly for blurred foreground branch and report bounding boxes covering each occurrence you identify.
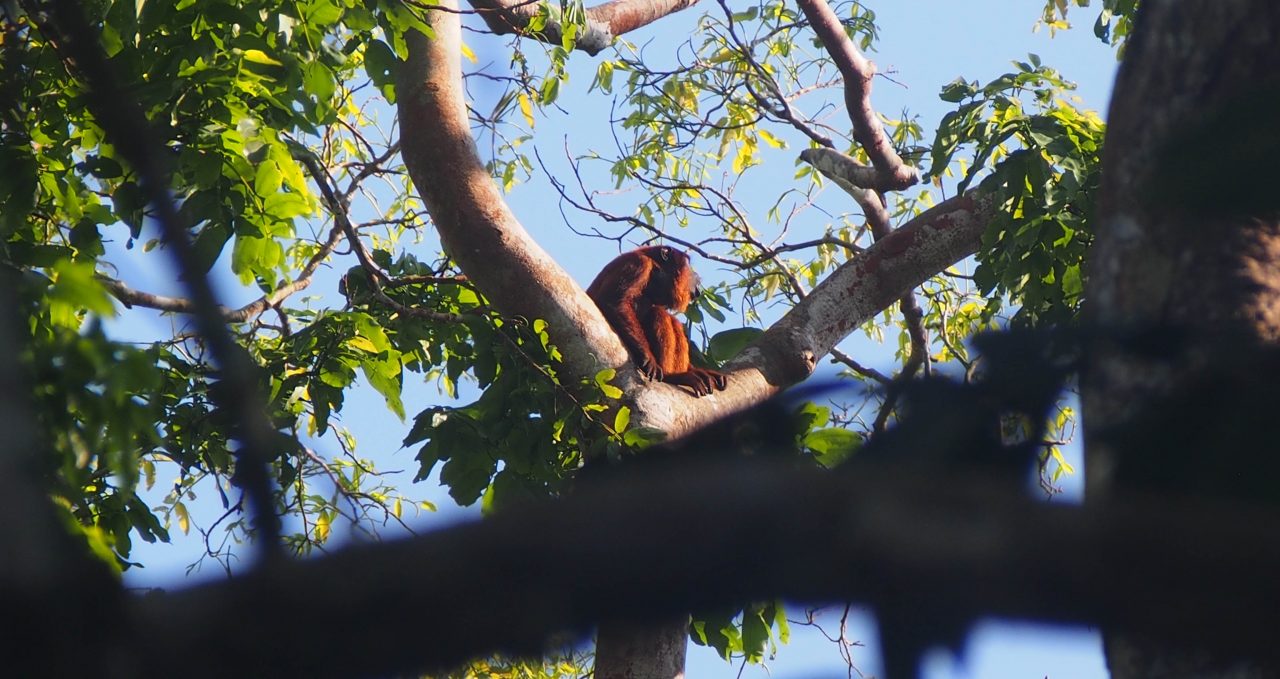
[7,453,1277,678]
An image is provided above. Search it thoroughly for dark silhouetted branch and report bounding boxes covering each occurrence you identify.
[105,457,1280,679]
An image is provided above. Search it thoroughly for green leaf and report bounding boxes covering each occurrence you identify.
[254,160,284,197]
[440,451,498,506]
[18,243,74,267]
[481,469,536,515]
[361,359,405,420]
[939,77,977,103]
[49,259,115,318]
[364,39,396,90]
[230,234,264,278]
[403,407,445,447]
[302,61,336,104]
[741,606,770,663]
[771,600,790,644]
[697,610,740,659]
[594,368,623,399]
[803,428,861,468]
[263,191,310,219]
[0,145,37,232]
[57,506,122,576]
[77,155,124,179]
[707,327,763,363]
[354,313,392,352]
[190,224,232,275]
[791,402,831,435]
[623,426,667,447]
[241,49,283,67]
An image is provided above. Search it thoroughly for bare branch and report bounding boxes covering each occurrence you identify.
[299,154,464,324]
[800,147,883,192]
[716,0,834,147]
[795,0,918,190]
[100,219,345,324]
[800,138,931,436]
[829,347,891,384]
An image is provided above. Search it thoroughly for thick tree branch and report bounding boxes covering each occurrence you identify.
[637,191,993,437]
[796,0,918,190]
[804,151,932,433]
[39,458,1270,679]
[465,0,699,56]
[397,3,628,387]
[394,1,991,441]
[762,193,987,370]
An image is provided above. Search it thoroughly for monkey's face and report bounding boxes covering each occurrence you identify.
[643,246,697,312]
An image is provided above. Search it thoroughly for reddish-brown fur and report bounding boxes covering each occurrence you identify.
[587,246,728,397]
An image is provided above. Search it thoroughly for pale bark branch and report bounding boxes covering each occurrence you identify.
[800,147,882,192]
[795,0,919,191]
[635,191,993,437]
[789,2,931,433]
[805,148,931,433]
[395,3,993,440]
[799,146,931,430]
[398,0,646,399]
[464,0,700,56]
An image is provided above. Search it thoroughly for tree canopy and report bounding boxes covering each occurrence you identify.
[7,0,1280,678]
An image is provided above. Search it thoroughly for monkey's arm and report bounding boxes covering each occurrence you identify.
[648,310,728,397]
[586,254,664,381]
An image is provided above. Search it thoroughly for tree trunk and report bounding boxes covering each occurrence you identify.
[1083,1,1280,677]
[594,620,688,679]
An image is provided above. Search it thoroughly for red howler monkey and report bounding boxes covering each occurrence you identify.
[586,245,728,397]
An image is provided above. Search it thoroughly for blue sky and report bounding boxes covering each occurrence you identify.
[116,1,1122,677]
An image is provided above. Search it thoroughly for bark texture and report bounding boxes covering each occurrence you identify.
[594,620,688,679]
[396,3,630,390]
[1083,1,1280,676]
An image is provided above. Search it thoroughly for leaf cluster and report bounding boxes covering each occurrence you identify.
[692,600,791,665]
[931,56,1104,326]
[0,0,444,566]
[1039,0,1139,52]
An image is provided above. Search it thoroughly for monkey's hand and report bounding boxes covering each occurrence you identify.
[689,367,728,394]
[664,368,728,397]
[632,351,664,382]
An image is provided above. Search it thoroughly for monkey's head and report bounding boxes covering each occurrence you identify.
[641,245,697,312]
